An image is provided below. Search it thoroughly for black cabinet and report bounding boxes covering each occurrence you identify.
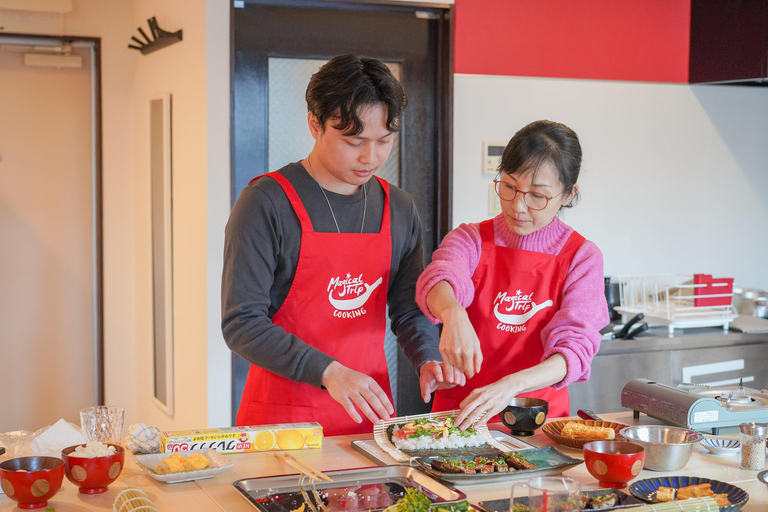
[689,0,768,84]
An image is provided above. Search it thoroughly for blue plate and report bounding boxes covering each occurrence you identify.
[629,476,748,511]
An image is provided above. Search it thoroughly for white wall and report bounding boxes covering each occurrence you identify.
[4,0,232,431]
[129,0,213,430]
[453,74,768,291]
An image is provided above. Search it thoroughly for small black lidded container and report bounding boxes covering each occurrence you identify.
[604,277,621,322]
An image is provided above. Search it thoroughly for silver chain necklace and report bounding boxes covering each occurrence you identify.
[305,157,367,234]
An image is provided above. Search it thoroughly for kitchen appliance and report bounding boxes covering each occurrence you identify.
[621,378,768,434]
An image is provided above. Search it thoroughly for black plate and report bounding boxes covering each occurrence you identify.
[413,446,582,485]
[629,476,748,512]
[479,489,644,512]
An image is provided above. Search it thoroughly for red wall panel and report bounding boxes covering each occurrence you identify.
[454,0,691,83]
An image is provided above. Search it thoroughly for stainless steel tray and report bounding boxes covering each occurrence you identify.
[233,465,467,512]
[352,430,533,466]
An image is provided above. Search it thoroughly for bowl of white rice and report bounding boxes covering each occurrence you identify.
[61,441,124,494]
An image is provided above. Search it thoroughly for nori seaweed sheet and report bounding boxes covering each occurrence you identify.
[386,423,501,458]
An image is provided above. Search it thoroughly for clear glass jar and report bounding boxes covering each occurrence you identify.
[739,422,767,471]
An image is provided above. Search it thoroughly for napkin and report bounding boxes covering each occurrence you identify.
[30,418,86,457]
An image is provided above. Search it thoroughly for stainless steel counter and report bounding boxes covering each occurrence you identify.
[597,326,768,355]
[569,326,768,414]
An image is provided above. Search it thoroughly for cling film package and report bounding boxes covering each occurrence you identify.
[160,423,323,454]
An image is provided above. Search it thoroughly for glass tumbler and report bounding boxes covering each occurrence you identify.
[511,476,581,512]
[739,422,767,471]
[80,406,125,444]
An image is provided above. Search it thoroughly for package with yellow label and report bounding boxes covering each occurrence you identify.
[160,423,323,454]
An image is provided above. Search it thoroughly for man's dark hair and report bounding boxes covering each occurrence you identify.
[306,54,408,136]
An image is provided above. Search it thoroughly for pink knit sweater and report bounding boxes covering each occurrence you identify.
[416,215,609,389]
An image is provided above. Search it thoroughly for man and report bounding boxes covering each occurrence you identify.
[222,55,463,435]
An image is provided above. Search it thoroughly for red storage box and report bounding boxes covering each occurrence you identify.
[693,274,734,307]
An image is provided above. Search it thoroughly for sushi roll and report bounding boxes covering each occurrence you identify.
[391,417,486,451]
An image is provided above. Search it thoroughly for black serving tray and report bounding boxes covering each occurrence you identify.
[478,489,644,512]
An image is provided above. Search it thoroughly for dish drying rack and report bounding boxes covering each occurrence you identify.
[614,274,737,334]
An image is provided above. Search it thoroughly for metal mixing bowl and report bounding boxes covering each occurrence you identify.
[619,425,703,471]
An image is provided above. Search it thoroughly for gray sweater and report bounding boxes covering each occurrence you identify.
[221,162,441,389]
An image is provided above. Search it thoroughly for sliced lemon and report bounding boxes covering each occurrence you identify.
[276,429,305,450]
[255,430,276,451]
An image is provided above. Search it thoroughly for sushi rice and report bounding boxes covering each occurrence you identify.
[392,417,486,450]
[394,432,486,451]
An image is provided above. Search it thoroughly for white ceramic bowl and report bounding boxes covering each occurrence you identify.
[701,437,740,456]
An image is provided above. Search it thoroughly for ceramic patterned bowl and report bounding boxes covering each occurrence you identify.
[61,443,124,494]
[583,440,645,489]
[0,456,65,509]
[701,437,740,456]
[499,398,548,436]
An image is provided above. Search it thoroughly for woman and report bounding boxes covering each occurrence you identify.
[416,120,609,429]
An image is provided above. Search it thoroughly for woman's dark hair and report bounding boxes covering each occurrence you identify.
[305,54,408,136]
[500,120,582,208]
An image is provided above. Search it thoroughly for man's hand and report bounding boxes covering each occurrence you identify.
[322,361,394,425]
[418,360,467,403]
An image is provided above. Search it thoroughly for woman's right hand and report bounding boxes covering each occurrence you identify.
[426,281,484,378]
[439,306,483,378]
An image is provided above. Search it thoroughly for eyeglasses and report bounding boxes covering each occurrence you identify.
[493,179,562,211]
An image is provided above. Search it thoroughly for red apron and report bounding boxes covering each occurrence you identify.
[433,219,584,420]
[237,172,393,436]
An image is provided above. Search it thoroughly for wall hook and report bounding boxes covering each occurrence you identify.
[128,17,182,55]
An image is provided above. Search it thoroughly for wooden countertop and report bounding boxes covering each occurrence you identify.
[2,411,766,511]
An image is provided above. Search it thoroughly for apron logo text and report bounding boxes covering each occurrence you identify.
[327,274,384,315]
[493,289,553,329]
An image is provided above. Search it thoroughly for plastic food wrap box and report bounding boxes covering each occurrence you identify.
[161,423,323,454]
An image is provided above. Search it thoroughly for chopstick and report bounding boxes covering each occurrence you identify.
[274,452,333,482]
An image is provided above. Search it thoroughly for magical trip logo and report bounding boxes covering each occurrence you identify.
[326,273,383,318]
[492,289,553,333]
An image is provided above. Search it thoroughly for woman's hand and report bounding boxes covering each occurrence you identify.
[454,355,569,430]
[455,375,519,430]
[439,307,483,378]
[322,361,394,425]
[426,282,484,378]
[418,360,467,403]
